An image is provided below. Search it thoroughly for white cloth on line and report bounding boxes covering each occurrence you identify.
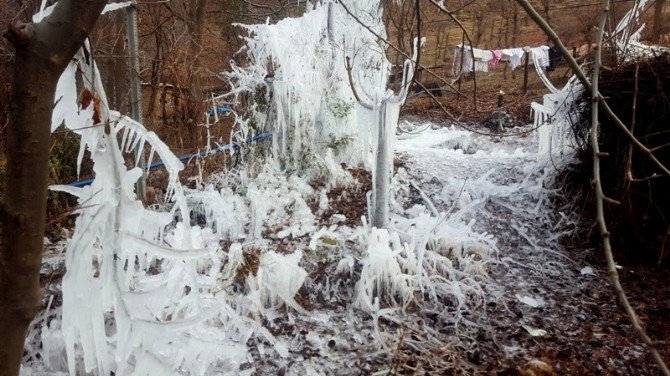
[475,61,489,72]
[505,48,525,70]
[452,47,472,75]
[530,46,550,69]
[452,45,491,75]
[476,49,493,62]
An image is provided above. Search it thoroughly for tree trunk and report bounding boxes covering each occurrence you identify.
[185,0,209,145]
[0,1,106,374]
[0,50,56,376]
[187,0,209,105]
[653,0,667,43]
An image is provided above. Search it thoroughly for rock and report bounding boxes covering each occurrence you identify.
[517,360,556,376]
[146,186,156,204]
[484,110,518,131]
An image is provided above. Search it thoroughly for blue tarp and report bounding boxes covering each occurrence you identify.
[67,132,273,188]
[208,105,232,116]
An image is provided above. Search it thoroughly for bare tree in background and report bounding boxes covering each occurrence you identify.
[186,0,210,106]
[652,0,667,43]
[0,1,107,374]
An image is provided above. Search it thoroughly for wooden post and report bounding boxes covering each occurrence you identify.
[435,25,442,61]
[523,46,530,94]
[458,32,465,93]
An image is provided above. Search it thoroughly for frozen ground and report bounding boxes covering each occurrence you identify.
[391,122,652,374]
[237,121,653,375]
[26,121,656,375]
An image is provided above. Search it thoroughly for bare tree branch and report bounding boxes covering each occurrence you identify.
[344,55,373,110]
[590,1,670,375]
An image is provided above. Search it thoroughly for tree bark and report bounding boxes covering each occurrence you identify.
[187,0,209,104]
[185,0,209,145]
[0,1,106,374]
[653,0,667,43]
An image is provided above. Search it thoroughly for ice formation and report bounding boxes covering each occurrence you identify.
[612,0,649,58]
[47,43,267,373]
[42,15,300,376]
[609,0,670,61]
[24,0,594,373]
[226,0,390,168]
[226,0,422,229]
[41,31,355,368]
[531,76,584,164]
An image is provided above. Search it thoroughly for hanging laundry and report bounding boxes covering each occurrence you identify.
[475,61,489,72]
[452,46,473,76]
[548,47,563,71]
[480,49,494,62]
[489,50,503,69]
[452,45,490,76]
[472,48,487,61]
[502,48,525,70]
[452,44,552,75]
[530,46,560,94]
[530,46,550,69]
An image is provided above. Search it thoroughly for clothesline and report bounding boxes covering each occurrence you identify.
[451,44,556,76]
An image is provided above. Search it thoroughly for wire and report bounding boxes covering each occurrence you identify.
[417,0,638,24]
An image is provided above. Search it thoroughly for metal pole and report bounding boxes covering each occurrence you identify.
[372,102,390,229]
[127,3,147,204]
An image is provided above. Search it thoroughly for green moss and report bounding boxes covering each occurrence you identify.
[49,126,81,185]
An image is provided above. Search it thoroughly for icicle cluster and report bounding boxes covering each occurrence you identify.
[43,6,305,371]
[532,76,584,165]
[47,43,264,373]
[30,1,522,373]
[226,0,391,168]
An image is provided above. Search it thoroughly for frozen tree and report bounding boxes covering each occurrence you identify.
[225,0,419,228]
[0,1,108,374]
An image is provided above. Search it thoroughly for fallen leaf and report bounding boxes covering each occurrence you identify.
[79,87,93,109]
[516,294,544,308]
[580,266,596,276]
[522,324,547,337]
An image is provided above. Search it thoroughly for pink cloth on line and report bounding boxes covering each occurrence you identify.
[489,50,503,69]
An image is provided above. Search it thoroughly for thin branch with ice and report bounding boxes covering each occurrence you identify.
[590,1,669,374]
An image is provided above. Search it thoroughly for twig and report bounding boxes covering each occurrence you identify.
[431,178,468,234]
[407,0,421,98]
[344,56,373,110]
[624,63,639,190]
[409,180,438,217]
[590,2,670,374]
[660,226,670,266]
